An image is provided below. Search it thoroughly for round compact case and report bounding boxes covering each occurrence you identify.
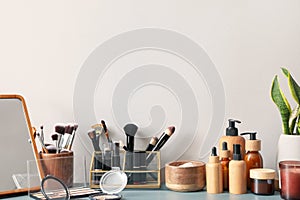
[89,167,127,200]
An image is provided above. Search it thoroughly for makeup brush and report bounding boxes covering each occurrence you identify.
[55,123,66,134]
[62,124,74,149]
[123,123,138,152]
[55,123,65,151]
[40,125,44,145]
[153,126,175,151]
[28,130,37,144]
[101,120,111,143]
[36,132,49,153]
[87,129,101,151]
[146,126,175,165]
[67,123,78,150]
[145,136,159,151]
[119,140,128,151]
[51,133,59,154]
[45,144,57,154]
[92,124,106,151]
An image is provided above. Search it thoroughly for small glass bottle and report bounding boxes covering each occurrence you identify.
[241,132,263,189]
[206,147,223,194]
[220,142,230,191]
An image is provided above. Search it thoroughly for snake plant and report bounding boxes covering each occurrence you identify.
[271,68,300,135]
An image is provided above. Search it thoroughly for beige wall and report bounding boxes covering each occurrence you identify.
[0,0,300,181]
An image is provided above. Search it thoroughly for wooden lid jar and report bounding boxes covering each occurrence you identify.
[250,168,275,195]
[165,160,205,192]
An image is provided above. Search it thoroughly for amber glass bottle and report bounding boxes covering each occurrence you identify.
[241,132,263,189]
[220,142,230,191]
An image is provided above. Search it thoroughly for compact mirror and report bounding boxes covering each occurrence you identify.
[41,175,70,200]
[0,94,40,196]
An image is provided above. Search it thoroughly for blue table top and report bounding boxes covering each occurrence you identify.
[7,187,282,200]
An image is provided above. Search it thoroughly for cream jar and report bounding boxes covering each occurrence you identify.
[250,168,275,195]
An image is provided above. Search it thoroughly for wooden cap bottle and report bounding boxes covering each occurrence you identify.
[241,132,263,189]
[206,147,223,194]
[229,144,247,194]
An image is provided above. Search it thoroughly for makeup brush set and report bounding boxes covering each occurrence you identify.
[88,121,175,189]
[34,123,78,154]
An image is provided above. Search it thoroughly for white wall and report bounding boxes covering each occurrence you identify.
[1,0,300,180]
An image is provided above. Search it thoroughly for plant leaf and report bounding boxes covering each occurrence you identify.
[288,74,300,104]
[281,67,300,104]
[281,67,289,77]
[289,104,300,134]
[298,119,300,134]
[271,75,291,134]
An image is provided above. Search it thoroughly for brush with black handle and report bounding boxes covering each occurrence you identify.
[145,136,159,151]
[123,123,138,183]
[146,126,175,165]
[123,123,138,152]
[88,129,102,184]
[88,129,101,152]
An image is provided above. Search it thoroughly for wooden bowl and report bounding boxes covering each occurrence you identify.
[165,160,206,192]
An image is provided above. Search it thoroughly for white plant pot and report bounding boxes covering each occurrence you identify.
[277,134,300,163]
[277,134,300,188]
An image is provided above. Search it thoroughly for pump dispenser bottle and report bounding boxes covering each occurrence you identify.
[206,147,223,194]
[220,142,230,191]
[240,132,263,188]
[229,144,247,194]
[219,119,245,159]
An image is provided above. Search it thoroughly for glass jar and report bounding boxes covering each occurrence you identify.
[250,168,275,195]
[279,160,300,200]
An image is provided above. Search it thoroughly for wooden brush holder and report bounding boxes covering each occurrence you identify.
[39,151,74,187]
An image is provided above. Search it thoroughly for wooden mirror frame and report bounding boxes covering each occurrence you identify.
[0,94,42,197]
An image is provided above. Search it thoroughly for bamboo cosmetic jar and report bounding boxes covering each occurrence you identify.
[250,168,275,195]
[165,160,205,192]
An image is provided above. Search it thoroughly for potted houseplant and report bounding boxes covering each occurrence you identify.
[271,67,300,169]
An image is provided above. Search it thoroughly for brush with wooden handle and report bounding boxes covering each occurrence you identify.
[101,120,111,143]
